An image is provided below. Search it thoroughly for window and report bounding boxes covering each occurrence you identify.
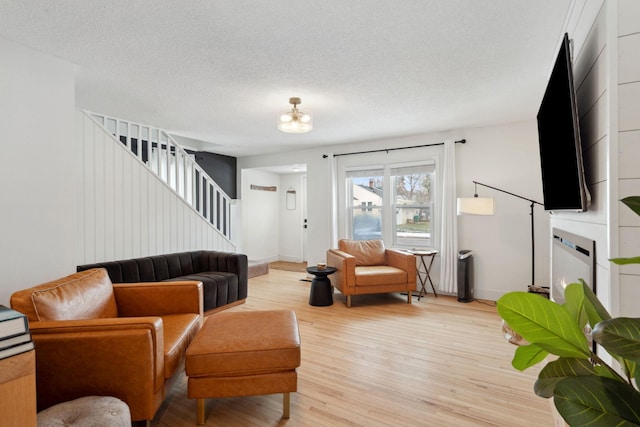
[346,168,384,241]
[391,164,435,247]
[345,162,435,248]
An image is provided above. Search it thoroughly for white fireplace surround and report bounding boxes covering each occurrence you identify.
[551,228,596,304]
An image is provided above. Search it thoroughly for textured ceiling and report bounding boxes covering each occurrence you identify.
[0,0,572,157]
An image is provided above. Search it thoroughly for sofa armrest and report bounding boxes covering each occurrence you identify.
[386,249,417,286]
[29,318,165,413]
[327,249,356,291]
[113,281,203,318]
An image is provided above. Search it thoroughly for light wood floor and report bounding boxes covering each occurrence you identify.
[151,269,554,427]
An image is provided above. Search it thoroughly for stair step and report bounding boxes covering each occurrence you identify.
[248,261,269,278]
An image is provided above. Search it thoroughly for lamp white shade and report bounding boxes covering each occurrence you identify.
[457,197,495,215]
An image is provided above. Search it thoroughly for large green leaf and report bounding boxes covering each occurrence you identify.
[564,282,588,328]
[512,344,548,371]
[554,376,640,426]
[580,279,612,327]
[621,196,640,216]
[534,357,597,398]
[610,256,640,266]
[497,292,590,358]
[593,318,640,363]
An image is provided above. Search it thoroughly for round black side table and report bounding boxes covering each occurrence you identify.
[306,266,337,306]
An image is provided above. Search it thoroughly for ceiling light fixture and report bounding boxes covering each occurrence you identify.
[277,97,313,133]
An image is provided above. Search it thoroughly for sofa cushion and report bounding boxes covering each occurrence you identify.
[165,272,238,310]
[10,268,118,322]
[339,239,386,266]
[354,266,407,286]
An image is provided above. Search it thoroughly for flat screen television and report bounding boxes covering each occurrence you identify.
[537,33,590,212]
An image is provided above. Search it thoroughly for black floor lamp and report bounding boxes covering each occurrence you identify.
[457,181,544,289]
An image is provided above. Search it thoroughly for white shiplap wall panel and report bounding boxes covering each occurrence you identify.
[76,111,234,264]
[619,131,640,179]
[114,142,124,258]
[571,0,607,84]
[131,162,142,257]
[123,147,133,259]
[104,130,116,262]
[619,227,640,275]
[618,82,640,131]
[578,87,608,153]
[618,0,640,36]
[620,274,640,316]
[147,174,157,254]
[575,45,607,124]
[584,132,607,187]
[618,33,640,84]
[616,0,640,317]
[620,179,640,226]
[94,125,106,262]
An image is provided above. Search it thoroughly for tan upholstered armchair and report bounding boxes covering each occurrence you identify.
[326,239,416,307]
[10,268,203,426]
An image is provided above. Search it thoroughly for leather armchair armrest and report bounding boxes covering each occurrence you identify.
[29,317,165,413]
[386,249,417,285]
[327,249,356,291]
[113,281,203,319]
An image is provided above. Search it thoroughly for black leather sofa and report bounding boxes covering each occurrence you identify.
[77,250,248,313]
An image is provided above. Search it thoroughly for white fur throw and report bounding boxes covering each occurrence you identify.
[37,396,130,427]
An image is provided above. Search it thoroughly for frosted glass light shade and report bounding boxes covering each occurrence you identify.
[457,197,495,215]
[277,97,313,133]
[277,109,313,133]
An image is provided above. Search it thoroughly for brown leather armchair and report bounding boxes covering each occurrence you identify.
[10,268,203,426]
[326,239,416,307]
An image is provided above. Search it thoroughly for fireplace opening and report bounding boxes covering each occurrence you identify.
[551,228,596,304]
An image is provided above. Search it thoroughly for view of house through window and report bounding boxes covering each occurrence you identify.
[391,164,434,247]
[346,162,435,248]
[347,168,384,240]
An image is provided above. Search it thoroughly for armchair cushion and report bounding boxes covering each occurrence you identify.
[338,239,386,266]
[12,268,118,321]
[355,266,407,286]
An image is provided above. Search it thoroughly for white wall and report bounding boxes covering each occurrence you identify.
[0,36,77,305]
[0,37,236,306]
[457,122,549,300]
[239,120,550,300]
[241,169,280,262]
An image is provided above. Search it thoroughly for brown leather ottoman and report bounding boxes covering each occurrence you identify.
[185,310,301,424]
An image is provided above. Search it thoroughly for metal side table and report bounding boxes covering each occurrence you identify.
[408,250,438,300]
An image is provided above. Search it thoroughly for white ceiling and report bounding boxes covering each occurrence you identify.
[0,0,572,158]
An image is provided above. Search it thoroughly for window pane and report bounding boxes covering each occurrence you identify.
[393,167,433,247]
[348,172,383,240]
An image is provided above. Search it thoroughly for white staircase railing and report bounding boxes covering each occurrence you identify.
[86,111,233,243]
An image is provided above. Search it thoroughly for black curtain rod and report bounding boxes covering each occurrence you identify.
[321,139,466,158]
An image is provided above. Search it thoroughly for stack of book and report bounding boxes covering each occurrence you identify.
[0,304,33,360]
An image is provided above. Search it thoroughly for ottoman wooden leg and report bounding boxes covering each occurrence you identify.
[197,398,206,425]
[283,392,290,419]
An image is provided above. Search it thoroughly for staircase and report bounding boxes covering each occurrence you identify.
[86,111,234,244]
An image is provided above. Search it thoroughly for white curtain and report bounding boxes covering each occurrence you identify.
[329,153,339,248]
[439,140,458,293]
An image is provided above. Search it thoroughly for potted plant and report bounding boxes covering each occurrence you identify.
[496,197,640,426]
